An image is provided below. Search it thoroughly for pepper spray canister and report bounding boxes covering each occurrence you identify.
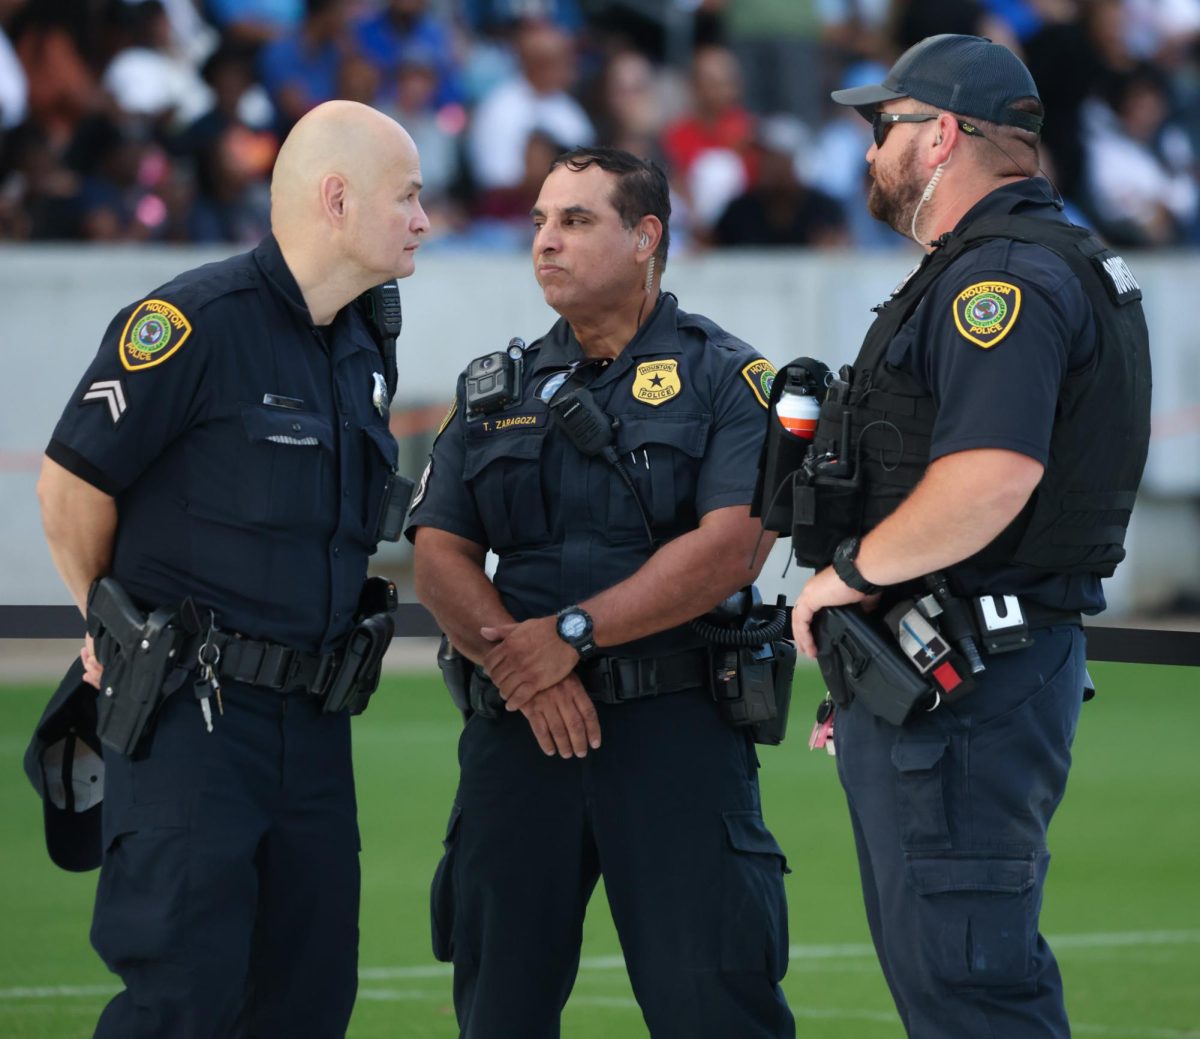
[774,376,821,440]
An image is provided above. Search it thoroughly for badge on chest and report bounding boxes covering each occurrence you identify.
[631,360,681,406]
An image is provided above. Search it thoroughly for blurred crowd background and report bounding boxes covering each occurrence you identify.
[2,0,1200,254]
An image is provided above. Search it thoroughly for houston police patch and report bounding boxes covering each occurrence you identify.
[953,281,1021,349]
[119,299,193,371]
[740,358,776,408]
[631,360,680,406]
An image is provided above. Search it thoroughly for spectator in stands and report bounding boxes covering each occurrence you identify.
[259,0,353,131]
[0,0,27,131]
[0,121,79,239]
[206,0,303,47]
[712,114,848,248]
[590,48,663,159]
[378,47,463,205]
[662,45,756,185]
[12,0,101,149]
[101,1,210,132]
[1084,63,1198,245]
[467,19,593,191]
[188,123,274,242]
[355,0,462,107]
[662,44,757,237]
[461,0,584,35]
[1024,0,1135,205]
[67,115,163,241]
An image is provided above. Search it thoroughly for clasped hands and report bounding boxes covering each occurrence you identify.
[480,616,601,759]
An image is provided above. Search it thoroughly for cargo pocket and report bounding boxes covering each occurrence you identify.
[892,734,952,851]
[720,811,790,981]
[610,414,709,531]
[91,802,191,969]
[462,433,548,550]
[430,803,464,963]
[906,853,1042,990]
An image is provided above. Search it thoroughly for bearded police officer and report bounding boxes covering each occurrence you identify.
[35,100,429,1037]
[788,35,1151,1038]
[408,147,794,1038]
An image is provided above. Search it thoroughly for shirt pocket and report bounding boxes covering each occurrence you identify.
[610,414,710,533]
[238,404,335,529]
[462,432,548,551]
[360,422,399,543]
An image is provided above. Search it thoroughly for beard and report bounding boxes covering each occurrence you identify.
[867,138,926,238]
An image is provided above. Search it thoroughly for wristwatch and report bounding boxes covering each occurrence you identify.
[555,606,597,660]
[832,537,881,595]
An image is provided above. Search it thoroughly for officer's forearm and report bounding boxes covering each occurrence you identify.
[855,449,1044,587]
[584,505,775,648]
[412,526,513,665]
[36,456,117,616]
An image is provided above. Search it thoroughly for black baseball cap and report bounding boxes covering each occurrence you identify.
[831,34,1043,135]
[23,659,105,872]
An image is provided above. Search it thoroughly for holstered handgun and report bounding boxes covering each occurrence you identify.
[87,577,185,756]
[436,635,474,719]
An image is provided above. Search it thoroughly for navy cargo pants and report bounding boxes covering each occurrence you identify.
[431,685,795,1039]
[91,679,360,1038]
[837,624,1085,1038]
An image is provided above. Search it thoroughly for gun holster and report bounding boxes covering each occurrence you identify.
[436,635,474,719]
[87,577,187,756]
[321,611,394,715]
[813,605,935,726]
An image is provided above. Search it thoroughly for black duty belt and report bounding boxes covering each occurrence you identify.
[470,648,711,716]
[181,631,337,696]
[1020,603,1082,631]
[577,649,710,704]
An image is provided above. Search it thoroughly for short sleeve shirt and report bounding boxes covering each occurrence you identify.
[406,293,772,654]
[47,235,399,652]
[885,180,1105,611]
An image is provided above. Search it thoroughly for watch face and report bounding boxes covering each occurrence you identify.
[559,612,588,639]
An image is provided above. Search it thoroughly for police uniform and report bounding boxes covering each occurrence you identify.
[407,292,795,1039]
[817,179,1150,1037]
[45,234,399,1037]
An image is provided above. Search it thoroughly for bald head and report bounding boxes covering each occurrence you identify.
[272,100,416,226]
[270,100,429,323]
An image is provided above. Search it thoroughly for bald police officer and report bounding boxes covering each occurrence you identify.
[36,101,429,1037]
[789,35,1151,1039]
[409,147,794,1038]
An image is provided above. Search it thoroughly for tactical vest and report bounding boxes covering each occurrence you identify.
[800,214,1150,577]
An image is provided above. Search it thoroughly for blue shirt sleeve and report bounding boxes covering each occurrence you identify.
[694,346,772,516]
[403,383,487,546]
[46,295,213,496]
[901,241,1094,466]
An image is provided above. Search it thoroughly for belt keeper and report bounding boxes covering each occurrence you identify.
[258,643,292,688]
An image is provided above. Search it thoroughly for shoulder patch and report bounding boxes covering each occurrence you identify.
[119,299,193,371]
[740,358,776,408]
[435,399,457,438]
[953,281,1021,349]
[632,360,681,406]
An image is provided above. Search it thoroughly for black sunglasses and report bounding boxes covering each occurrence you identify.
[872,111,984,148]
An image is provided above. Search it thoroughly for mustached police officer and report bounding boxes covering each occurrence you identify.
[408,147,794,1038]
[786,35,1150,1039]
[35,100,429,1038]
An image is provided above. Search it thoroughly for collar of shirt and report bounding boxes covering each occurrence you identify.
[528,292,684,381]
[953,177,1061,230]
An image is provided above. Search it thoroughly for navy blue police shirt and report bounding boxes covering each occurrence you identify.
[890,178,1105,612]
[47,235,399,653]
[405,292,773,657]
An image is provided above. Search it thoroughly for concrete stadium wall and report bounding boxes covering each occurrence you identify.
[2,245,1197,615]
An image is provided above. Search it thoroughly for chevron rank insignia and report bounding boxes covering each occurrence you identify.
[119,299,192,371]
[740,358,776,408]
[953,281,1021,348]
[82,379,127,425]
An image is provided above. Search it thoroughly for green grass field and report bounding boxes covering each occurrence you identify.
[1,660,1197,1038]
